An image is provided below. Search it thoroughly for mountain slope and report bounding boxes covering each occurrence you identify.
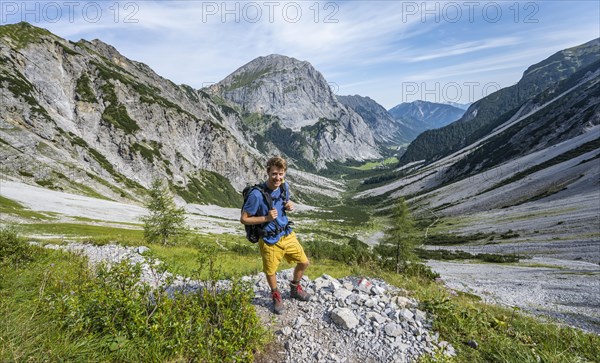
[355,54,599,260]
[208,54,381,169]
[399,38,600,165]
[0,22,264,206]
[336,94,411,146]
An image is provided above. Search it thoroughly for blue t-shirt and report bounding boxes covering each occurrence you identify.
[242,183,292,244]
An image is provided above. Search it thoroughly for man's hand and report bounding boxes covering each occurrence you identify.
[284,200,295,211]
[266,209,278,221]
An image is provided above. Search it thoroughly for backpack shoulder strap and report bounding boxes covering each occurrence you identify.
[279,182,288,203]
[256,183,273,210]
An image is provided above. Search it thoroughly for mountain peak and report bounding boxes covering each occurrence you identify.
[255,53,306,64]
[208,55,381,164]
[210,54,336,124]
[0,22,55,48]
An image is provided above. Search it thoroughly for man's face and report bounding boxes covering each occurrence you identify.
[267,167,285,189]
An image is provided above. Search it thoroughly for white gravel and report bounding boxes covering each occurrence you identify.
[428,258,600,334]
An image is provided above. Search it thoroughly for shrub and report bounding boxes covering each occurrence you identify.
[0,226,32,266]
[42,258,266,362]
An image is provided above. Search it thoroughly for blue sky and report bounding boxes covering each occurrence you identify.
[2,1,598,108]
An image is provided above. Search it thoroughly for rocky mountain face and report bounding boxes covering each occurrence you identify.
[356,44,599,262]
[0,22,264,206]
[400,38,600,164]
[442,60,600,182]
[207,54,381,169]
[388,100,465,139]
[336,95,411,147]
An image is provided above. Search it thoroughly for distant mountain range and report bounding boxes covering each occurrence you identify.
[337,96,466,148]
[0,22,597,214]
[387,100,465,142]
[336,95,409,146]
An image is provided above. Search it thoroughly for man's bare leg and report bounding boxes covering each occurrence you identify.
[293,260,310,282]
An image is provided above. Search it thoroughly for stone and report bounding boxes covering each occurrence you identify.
[371,285,386,295]
[346,293,359,304]
[314,277,331,291]
[365,298,377,308]
[334,288,352,301]
[467,339,479,349]
[331,308,360,330]
[400,308,414,321]
[414,309,427,322]
[136,246,150,254]
[392,296,414,309]
[439,341,456,357]
[295,316,307,327]
[281,326,292,336]
[366,311,387,324]
[384,323,403,337]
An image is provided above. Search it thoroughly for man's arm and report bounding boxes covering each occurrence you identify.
[283,182,294,211]
[240,210,278,225]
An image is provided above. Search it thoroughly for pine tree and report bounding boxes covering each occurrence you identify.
[375,197,420,273]
[141,179,187,245]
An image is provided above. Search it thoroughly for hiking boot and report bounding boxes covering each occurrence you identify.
[290,282,311,302]
[272,290,284,314]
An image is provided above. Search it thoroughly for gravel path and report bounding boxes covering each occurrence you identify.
[428,258,600,334]
[38,241,456,362]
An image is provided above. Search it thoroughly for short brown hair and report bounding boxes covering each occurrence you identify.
[266,156,287,172]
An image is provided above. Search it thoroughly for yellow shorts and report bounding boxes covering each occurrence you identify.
[259,231,308,276]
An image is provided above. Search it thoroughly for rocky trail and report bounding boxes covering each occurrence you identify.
[37,242,455,363]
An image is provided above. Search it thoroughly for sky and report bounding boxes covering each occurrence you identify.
[1,0,598,108]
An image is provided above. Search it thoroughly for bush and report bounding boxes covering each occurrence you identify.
[230,242,257,256]
[0,226,32,266]
[304,240,374,266]
[42,258,266,362]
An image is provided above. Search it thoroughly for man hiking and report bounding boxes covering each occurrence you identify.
[240,156,311,314]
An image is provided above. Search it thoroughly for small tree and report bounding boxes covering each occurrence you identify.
[141,179,187,245]
[375,197,420,273]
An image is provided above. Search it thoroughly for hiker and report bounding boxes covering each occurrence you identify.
[240,156,311,314]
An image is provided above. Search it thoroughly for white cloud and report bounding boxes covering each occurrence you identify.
[7,0,598,108]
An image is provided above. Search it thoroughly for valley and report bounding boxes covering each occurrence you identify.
[1,21,599,362]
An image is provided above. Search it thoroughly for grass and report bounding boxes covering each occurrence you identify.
[513,262,566,269]
[382,273,600,363]
[0,22,54,48]
[147,244,264,279]
[349,157,399,171]
[173,171,242,208]
[3,215,599,363]
[0,243,267,362]
[0,248,108,362]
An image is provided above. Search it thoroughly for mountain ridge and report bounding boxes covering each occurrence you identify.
[0,22,264,206]
[399,38,600,165]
